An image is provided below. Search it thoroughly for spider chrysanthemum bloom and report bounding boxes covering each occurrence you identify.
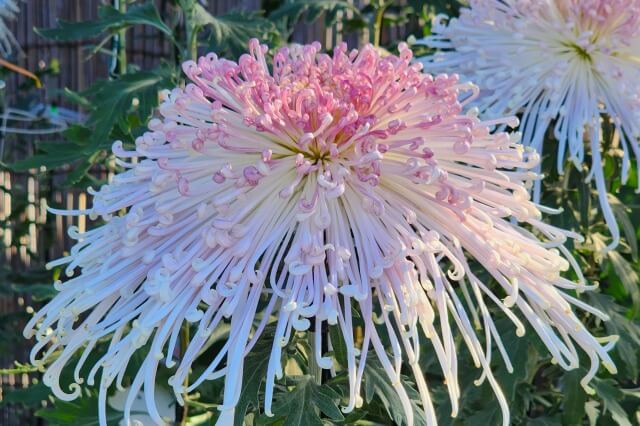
[25,40,616,426]
[418,0,640,251]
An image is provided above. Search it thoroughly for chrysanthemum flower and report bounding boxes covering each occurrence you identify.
[418,0,640,252]
[25,40,616,426]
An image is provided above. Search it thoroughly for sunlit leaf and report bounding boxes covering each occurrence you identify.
[591,379,633,426]
[363,359,426,426]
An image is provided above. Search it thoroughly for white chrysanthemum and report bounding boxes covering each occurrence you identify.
[418,0,640,251]
[0,0,20,56]
[25,40,616,426]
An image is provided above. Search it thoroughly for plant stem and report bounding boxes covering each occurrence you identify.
[116,0,127,75]
[183,4,198,61]
[372,1,387,47]
[308,330,322,386]
[308,330,322,420]
[179,323,190,426]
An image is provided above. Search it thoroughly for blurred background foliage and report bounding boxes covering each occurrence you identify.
[0,1,638,425]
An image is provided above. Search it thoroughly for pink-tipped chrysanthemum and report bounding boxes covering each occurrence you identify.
[418,0,640,252]
[25,40,616,426]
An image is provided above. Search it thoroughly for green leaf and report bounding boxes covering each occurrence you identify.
[16,66,173,180]
[587,293,640,378]
[584,400,600,426]
[233,327,276,426]
[64,157,96,186]
[188,4,279,58]
[82,67,174,145]
[6,124,104,174]
[465,403,503,426]
[7,142,86,171]
[35,2,172,41]
[328,325,348,369]
[526,415,562,426]
[36,390,123,426]
[271,375,344,426]
[363,359,426,426]
[495,320,537,400]
[269,1,360,36]
[604,248,640,314]
[591,379,633,426]
[63,124,94,144]
[0,381,50,407]
[561,369,587,426]
[610,196,638,260]
[8,283,58,301]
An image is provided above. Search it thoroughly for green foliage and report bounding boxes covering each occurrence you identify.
[270,375,344,426]
[35,1,173,42]
[81,67,175,146]
[35,390,123,426]
[184,2,281,59]
[270,0,361,36]
[561,369,588,425]
[233,327,276,426]
[0,382,51,408]
[2,1,639,426]
[363,359,426,426]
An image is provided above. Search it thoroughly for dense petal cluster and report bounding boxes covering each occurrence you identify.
[418,0,640,251]
[25,40,616,426]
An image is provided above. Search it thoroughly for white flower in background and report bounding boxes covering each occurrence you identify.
[25,40,616,426]
[418,0,640,252]
[0,0,20,56]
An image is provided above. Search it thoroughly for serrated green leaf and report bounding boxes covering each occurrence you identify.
[35,2,171,41]
[269,1,360,37]
[83,67,173,144]
[187,5,279,59]
[591,379,632,426]
[270,375,343,426]
[7,143,86,171]
[234,327,276,426]
[587,293,640,378]
[584,400,600,426]
[363,359,426,426]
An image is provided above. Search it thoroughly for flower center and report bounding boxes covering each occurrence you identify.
[570,42,593,62]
